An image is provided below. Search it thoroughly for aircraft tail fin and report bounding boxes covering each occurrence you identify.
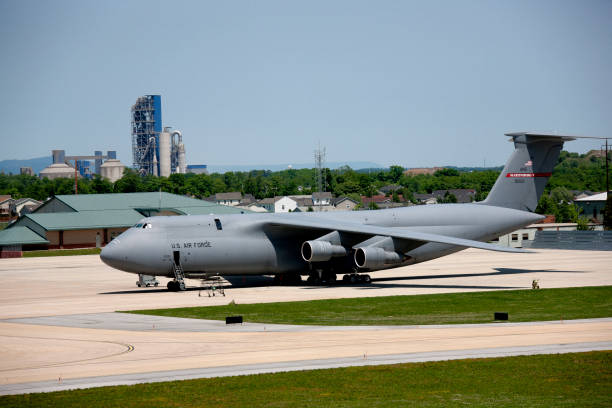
[481,133,575,212]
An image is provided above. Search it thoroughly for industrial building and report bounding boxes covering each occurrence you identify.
[39,150,126,183]
[186,164,208,175]
[0,192,247,257]
[131,95,187,177]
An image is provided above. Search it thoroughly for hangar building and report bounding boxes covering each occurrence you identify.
[0,192,246,257]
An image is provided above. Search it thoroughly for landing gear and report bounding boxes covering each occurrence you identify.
[167,280,181,292]
[322,270,336,284]
[306,270,337,285]
[274,273,303,285]
[343,273,371,284]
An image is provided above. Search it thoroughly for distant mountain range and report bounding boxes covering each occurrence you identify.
[0,156,51,175]
[206,161,384,173]
[0,156,384,175]
[0,156,503,176]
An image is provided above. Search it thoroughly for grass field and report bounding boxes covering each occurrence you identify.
[1,351,610,407]
[22,248,101,257]
[128,286,612,325]
[0,222,7,231]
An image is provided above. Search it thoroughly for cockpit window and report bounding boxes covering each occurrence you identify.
[133,223,152,229]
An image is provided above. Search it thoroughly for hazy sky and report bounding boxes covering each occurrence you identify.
[1,0,610,168]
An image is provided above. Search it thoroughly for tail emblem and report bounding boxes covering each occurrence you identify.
[506,172,552,178]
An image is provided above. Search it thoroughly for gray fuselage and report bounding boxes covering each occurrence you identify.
[100,203,542,278]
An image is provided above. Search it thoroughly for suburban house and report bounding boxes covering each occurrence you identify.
[207,192,243,206]
[414,193,437,205]
[312,192,332,206]
[574,192,608,223]
[332,196,359,211]
[257,196,298,213]
[10,198,42,217]
[433,189,476,203]
[0,195,11,217]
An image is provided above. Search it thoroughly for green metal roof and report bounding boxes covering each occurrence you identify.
[172,205,247,215]
[6,193,251,234]
[23,210,145,231]
[13,206,245,232]
[52,192,221,212]
[0,226,49,246]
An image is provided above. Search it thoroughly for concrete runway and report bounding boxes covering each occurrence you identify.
[0,248,610,395]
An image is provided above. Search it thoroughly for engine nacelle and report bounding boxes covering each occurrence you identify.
[301,240,347,262]
[354,246,402,269]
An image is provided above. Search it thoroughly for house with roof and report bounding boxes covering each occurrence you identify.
[332,196,359,211]
[0,195,12,217]
[10,198,42,217]
[433,189,476,203]
[207,192,243,206]
[257,196,298,213]
[312,192,332,206]
[293,197,314,212]
[360,195,393,207]
[414,193,437,205]
[0,192,246,257]
[574,192,608,223]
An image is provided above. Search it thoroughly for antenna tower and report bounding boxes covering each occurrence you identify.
[314,144,326,192]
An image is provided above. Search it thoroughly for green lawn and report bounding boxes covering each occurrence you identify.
[22,248,101,257]
[2,352,610,407]
[0,222,7,231]
[128,286,612,326]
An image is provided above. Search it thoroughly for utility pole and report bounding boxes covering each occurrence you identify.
[74,159,78,195]
[605,139,611,229]
[606,138,609,195]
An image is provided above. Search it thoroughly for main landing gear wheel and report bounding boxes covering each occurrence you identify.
[343,274,371,284]
[167,281,180,291]
[321,271,336,284]
[274,273,303,285]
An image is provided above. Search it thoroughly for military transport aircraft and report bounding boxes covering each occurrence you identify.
[101,132,576,290]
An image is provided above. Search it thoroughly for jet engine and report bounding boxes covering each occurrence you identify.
[354,246,402,269]
[301,231,347,263]
[301,240,346,262]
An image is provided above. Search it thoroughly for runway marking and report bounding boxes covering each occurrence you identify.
[0,334,134,372]
[4,323,605,371]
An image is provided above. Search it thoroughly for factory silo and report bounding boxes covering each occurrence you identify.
[178,141,186,174]
[159,128,171,177]
[100,157,126,183]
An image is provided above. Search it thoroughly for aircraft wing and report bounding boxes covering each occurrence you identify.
[265,217,527,253]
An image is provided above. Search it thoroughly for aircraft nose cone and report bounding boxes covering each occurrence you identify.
[100,240,127,269]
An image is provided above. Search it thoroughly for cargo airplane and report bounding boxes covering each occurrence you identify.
[101,133,576,290]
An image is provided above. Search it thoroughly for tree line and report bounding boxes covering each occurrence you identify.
[0,150,608,224]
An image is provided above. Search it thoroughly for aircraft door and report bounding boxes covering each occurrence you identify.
[173,250,181,266]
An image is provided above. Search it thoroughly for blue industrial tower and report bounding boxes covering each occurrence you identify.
[131,95,162,175]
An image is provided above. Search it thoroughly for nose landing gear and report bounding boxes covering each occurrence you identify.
[167,280,181,291]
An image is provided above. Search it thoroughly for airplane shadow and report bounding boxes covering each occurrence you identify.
[99,267,583,294]
[370,267,583,284]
